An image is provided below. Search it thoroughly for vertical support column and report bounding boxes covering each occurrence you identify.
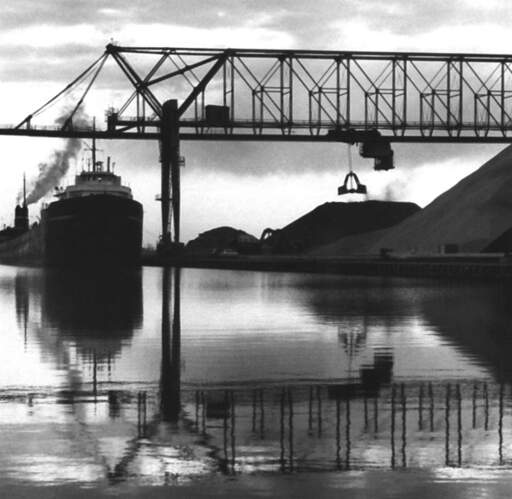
[335,58,341,127]
[447,61,451,134]
[279,57,285,132]
[402,59,408,135]
[458,60,463,136]
[346,58,351,127]
[172,151,181,245]
[160,99,181,247]
[392,60,396,130]
[288,57,293,132]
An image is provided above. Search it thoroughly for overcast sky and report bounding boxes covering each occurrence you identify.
[0,0,511,243]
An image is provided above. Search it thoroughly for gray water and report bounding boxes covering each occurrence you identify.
[2,265,512,497]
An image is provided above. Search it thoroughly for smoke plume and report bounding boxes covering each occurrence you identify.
[22,108,88,205]
[381,177,409,202]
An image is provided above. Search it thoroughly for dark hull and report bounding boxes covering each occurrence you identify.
[0,195,143,266]
[0,225,44,265]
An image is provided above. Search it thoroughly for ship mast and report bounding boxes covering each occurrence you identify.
[92,117,96,172]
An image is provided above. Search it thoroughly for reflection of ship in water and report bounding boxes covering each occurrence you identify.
[15,273,30,349]
[41,267,142,360]
[14,267,142,375]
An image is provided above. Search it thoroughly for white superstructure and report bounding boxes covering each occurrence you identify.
[55,160,133,200]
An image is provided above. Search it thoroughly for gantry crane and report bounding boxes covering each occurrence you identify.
[3,44,512,250]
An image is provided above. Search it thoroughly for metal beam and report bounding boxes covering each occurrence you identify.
[7,46,512,144]
[106,45,512,62]
[3,127,512,143]
[177,50,231,117]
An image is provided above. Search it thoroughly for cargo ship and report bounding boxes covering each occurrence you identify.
[0,143,143,266]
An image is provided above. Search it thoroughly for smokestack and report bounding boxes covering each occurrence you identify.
[15,175,29,231]
[107,156,111,173]
[23,173,26,208]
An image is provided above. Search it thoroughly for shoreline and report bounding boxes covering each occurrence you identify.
[141,253,512,280]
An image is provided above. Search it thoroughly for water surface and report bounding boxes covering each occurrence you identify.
[2,265,512,497]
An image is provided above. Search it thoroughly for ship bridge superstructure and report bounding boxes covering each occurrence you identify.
[55,163,133,200]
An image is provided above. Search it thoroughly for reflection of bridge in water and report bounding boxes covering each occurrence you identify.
[125,379,511,474]
[6,377,510,481]
[6,267,512,484]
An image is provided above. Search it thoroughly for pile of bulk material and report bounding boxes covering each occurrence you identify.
[264,201,420,254]
[311,145,512,256]
[186,226,260,255]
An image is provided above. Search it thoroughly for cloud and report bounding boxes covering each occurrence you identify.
[326,0,512,40]
[0,21,295,51]
[0,24,99,48]
[328,18,512,53]
[113,22,295,49]
[0,1,300,32]
[0,11,296,83]
[3,0,512,53]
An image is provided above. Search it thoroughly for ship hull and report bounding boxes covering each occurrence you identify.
[44,195,143,265]
[0,225,44,265]
[0,195,143,266]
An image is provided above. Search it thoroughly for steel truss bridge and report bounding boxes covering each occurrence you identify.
[3,45,512,245]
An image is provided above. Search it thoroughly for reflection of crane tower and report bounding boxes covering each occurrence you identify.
[160,266,181,421]
[338,325,367,358]
[338,318,368,380]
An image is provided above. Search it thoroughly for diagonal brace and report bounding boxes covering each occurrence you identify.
[178,50,232,117]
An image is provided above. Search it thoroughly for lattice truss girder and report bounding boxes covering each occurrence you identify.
[14,45,512,139]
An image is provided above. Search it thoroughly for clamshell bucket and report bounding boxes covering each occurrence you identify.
[338,171,367,195]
